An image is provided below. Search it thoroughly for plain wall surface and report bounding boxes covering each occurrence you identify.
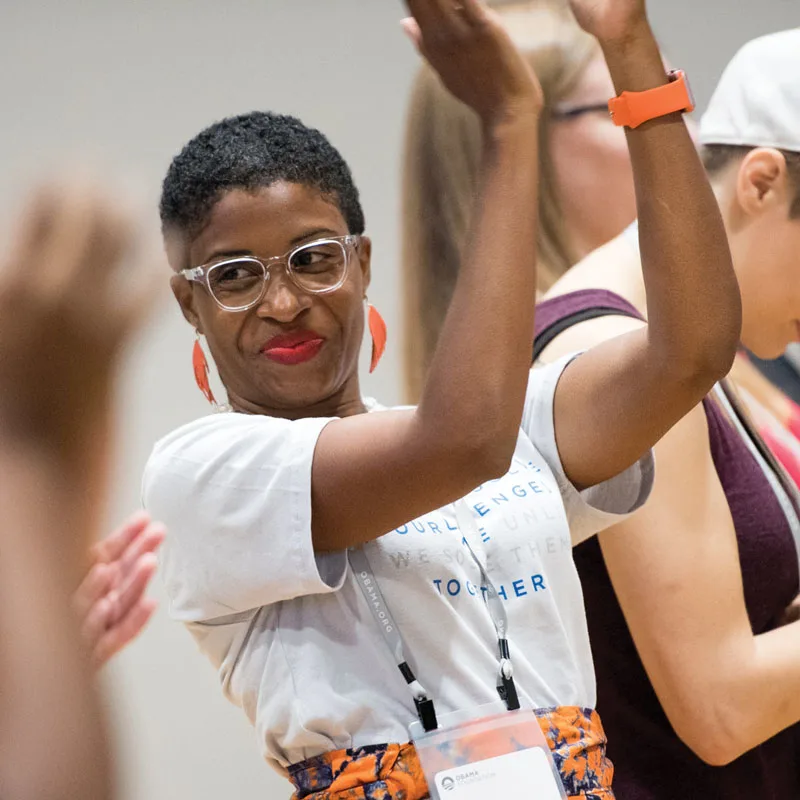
[0,2,796,798]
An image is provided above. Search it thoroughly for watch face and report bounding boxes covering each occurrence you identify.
[669,69,696,113]
[684,75,697,113]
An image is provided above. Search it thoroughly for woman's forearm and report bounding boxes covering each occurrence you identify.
[706,621,800,765]
[603,22,740,381]
[419,112,540,467]
[0,446,113,800]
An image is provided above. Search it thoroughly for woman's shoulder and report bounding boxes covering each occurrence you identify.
[148,398,406,470]
[546,232,643,306]
[145,411,334,477]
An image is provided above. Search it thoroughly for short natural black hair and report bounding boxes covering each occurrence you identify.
[160,111,365,236]
[702,143,800,218]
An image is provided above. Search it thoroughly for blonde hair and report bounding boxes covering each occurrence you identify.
[401,2,597,402]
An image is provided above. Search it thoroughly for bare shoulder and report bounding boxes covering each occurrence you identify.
[546,234,642,301]
[538,234,647,363]
[539,314,645,363]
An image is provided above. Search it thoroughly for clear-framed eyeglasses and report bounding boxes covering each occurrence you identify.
[180,234,361,311]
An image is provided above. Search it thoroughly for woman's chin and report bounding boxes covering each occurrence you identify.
[252,375,345,415]
[746,337,792,362]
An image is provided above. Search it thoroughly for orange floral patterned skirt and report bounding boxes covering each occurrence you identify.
[287,706,613,800]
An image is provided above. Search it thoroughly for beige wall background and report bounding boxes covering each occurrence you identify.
[0,2,796,798]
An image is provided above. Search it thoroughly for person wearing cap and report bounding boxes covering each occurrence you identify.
[700,27,800,414]
[537,28,800,798]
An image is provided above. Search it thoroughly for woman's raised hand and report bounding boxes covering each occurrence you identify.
[0,180,159,458]
[567,0,648,45]
[403,0,542,125]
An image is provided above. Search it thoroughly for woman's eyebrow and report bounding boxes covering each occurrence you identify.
[202,228,343,264]
[203,249,253,263]
[289,227,342,246]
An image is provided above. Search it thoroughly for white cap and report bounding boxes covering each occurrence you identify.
[700,29,800,153]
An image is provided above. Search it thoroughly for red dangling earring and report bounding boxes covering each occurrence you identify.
[193,331,217,406]
[367,302,387,373]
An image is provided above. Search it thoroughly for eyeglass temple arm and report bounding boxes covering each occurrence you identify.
[551,103,610,120]
[181,266,206,280]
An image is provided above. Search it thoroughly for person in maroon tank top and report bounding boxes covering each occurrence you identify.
[540,30,800,799]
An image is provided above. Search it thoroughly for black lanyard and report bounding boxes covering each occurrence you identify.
[349,500,520,732]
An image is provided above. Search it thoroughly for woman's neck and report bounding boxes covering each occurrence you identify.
[227,376,368,420]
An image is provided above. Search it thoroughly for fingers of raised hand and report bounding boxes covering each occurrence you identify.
[452,0,487,25]
[2,189,54,293]
[92,511,153,565]
[109,238,164,348]
[4,181,133,305]
[1,179,163,358]
[566,0,648,40]
[92,597,158,669]
[95,553,159,668]
[400,17,423,50]
[404,0,452,30]
[61,186,162,350]
[50,185,134,304]
[114,553,159,619]
[117,522,165,576]
[73,561,120,621]
[80,552,159,668]
[79,582,119,652]
[402,1,539,124]
[403,0,488,48]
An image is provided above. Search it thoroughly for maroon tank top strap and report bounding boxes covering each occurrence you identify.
[534,289,644,362]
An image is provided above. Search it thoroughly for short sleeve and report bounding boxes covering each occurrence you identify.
[142,413,348,622]
[521,355,655,545]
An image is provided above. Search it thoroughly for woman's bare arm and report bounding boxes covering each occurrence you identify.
[311,0,544,551]
[0,183,155,800]
[543,298,800,764]
[599,405,800,765]
[549,2,740,489]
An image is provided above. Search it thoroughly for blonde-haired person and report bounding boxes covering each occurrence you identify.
[402,0,635,402]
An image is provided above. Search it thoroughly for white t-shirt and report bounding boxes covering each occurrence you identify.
[142,356,653,773]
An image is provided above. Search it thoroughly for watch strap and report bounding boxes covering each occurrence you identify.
[608,70,695,129]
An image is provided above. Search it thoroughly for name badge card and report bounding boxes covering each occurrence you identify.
[410,703,567,800]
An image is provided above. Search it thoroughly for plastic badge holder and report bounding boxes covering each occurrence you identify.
[410,701,568,800]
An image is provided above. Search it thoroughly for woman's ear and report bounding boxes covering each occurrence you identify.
[170,274,202,332]
[165,225,203,332]
[357,236,372,293]
[736,148,790,217]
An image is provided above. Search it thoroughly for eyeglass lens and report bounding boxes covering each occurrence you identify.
[206,240,347,309]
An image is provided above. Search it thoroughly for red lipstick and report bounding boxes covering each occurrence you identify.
[261,330,325,366]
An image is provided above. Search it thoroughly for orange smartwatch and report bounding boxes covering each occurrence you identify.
[608,69,695,129]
